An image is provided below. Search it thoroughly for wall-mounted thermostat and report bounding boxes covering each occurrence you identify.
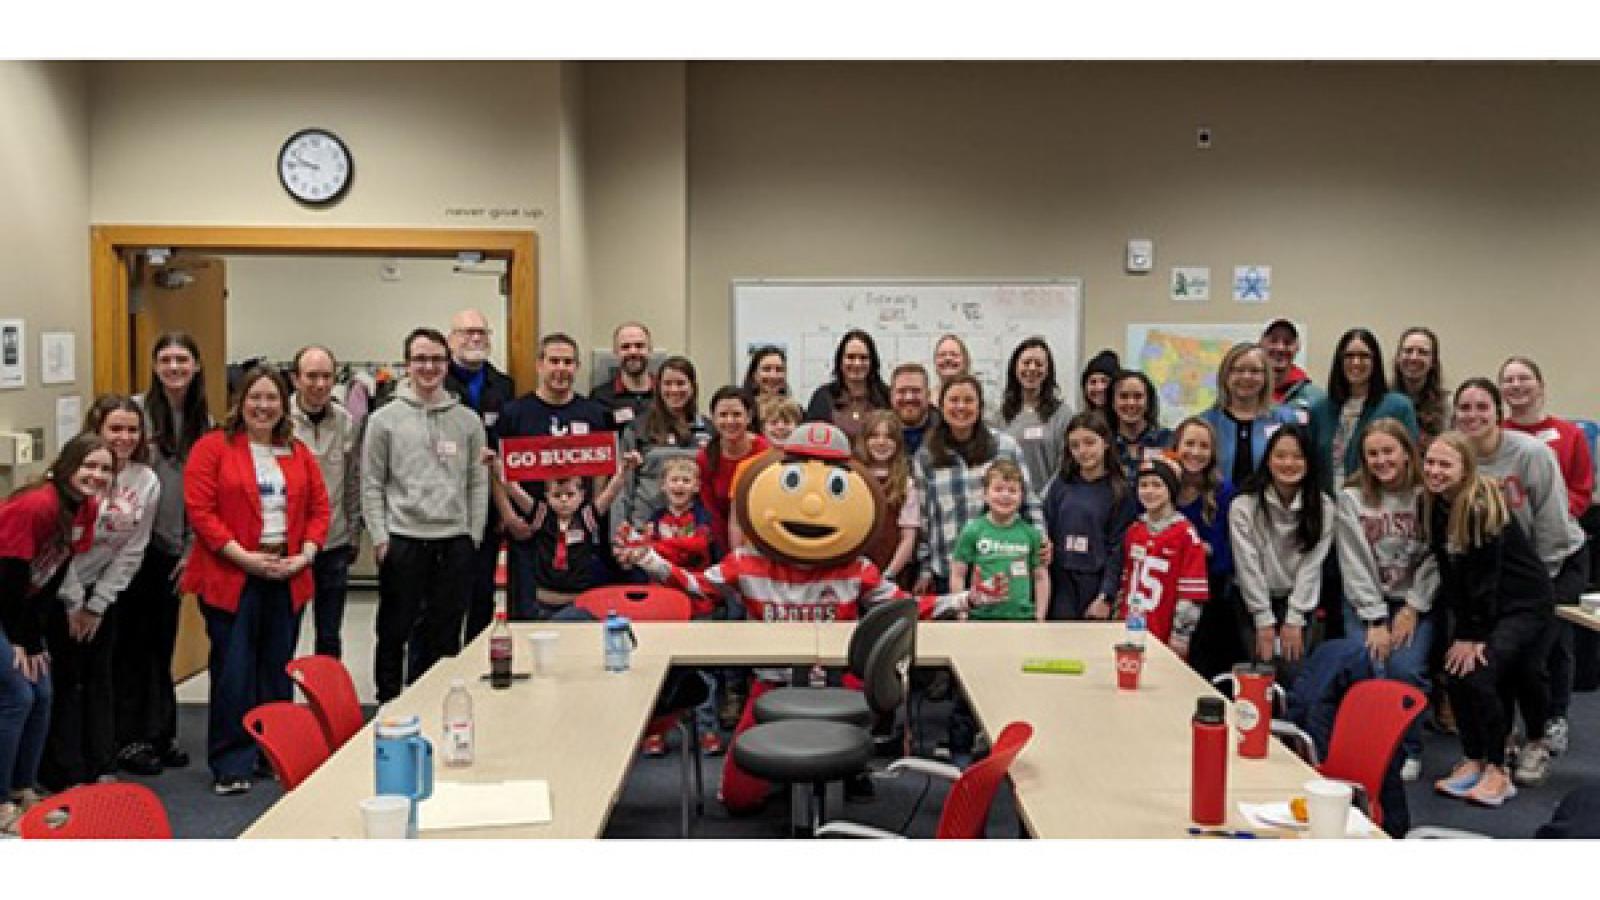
[1126,239,1154,274]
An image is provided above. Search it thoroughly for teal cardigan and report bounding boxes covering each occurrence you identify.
[1307,391,1418,492]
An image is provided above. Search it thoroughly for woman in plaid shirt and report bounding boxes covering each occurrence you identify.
[912,374,1044,592]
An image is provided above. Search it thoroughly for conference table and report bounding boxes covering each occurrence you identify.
[242,621,1339,839]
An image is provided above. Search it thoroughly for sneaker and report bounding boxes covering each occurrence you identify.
[1513,740,1552,786]
[10,787,48,811]
[212,777,252,797]
[1434,760,1483,798]
[1545,717,1570,756]
[641,734,667,757]
[117,743,163,777]
[0,802,21,836]
[931,742,953,762]
[157,745,191,769]
[1400,758,1422,782]
[699,731,725,756]
[1466,767,1518,808]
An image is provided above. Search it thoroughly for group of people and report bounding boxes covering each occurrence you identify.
[1,308,1593,828]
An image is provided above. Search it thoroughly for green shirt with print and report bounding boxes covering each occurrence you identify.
[952,513,1041,621]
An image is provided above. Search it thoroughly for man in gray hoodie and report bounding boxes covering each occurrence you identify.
[362,327,489,703]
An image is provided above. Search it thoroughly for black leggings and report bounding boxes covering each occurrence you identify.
[1448,610,1557,766]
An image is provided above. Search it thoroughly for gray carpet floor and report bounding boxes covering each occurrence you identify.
[132,669,1599,839]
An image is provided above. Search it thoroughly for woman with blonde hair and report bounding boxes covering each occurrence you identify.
[1199,342,1298,487]
[1335,417,1437,780]
[1423,431,1557,808]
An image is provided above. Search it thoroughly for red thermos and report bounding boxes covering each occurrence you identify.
[1191,696,1228,825]
[1233,663,1275,759]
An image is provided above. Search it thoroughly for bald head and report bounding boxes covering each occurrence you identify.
[449,308,491,369]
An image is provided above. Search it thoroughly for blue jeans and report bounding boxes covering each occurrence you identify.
[310,546,353,659]
[0,646,53,793]
[1342,601,1434,760]
[201,578,302,780]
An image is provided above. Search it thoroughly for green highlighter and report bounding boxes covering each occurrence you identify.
[1021,657,1085,675]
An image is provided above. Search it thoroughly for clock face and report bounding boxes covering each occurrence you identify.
[278,129,352,205]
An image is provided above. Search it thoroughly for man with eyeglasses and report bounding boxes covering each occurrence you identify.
[445,309,516,644]
[493,333,614,619]
[361,327,489,703]
[590,321,656,427]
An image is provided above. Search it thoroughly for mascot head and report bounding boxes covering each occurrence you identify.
[733,422,885,568]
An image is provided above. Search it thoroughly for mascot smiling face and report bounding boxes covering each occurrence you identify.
[733,422,884,568]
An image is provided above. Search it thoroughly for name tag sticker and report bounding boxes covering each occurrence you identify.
[613,407,635,424]
[484,412,499,428]
[572,422,591,436]
[1009,560,1028,578]
[1264,424,1281,438]
[1023,426,1045,440]
[565,529,584,545]
[437,440,459,457]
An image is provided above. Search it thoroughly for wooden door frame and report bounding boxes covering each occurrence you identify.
[91,224,538,394]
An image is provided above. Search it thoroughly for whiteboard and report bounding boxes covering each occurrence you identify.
[731,278,1083,406]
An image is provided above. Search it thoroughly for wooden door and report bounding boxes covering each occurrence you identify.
[132,253,229,416]
[130,253,228,684]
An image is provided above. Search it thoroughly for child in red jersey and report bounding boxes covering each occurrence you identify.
[1116,455,1209,659]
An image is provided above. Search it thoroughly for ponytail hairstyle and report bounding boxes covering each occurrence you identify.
[924,374,996,469]
[1240,423,1325,553]
[1169,415,1222,525]
[1059,410,1127,509]
[144,331,210,460]
[1421,430,1510,554]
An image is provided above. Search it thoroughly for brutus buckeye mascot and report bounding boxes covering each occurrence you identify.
[618,422,1001,812]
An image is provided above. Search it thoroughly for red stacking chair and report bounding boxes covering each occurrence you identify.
[244,702,333,792]
[575,584,692,621]
[816,721,1035,839]
[18,783,172,839]
[286,654,365,750]
[1272,680,1426,827]
[575,584,702,837]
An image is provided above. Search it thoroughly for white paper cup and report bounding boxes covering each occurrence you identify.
[359,795,412,839]
[1304,778,1353,839]
[527,630,560,675]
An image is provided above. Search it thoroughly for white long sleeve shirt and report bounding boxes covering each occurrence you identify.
[58,462,161,615]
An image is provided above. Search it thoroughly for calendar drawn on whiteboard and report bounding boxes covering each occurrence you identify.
[732,279,1083,408]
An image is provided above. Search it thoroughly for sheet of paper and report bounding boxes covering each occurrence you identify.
[56,395,82,452]
[417,779,552,831]
[1237,800,1373,837]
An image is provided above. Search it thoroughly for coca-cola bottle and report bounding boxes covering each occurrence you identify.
[489,611,514,689]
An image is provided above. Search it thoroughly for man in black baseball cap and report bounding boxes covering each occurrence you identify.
[1259,318,1324,419]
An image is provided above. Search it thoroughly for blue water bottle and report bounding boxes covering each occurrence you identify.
[374,715,434,837]
[604,610,637,673]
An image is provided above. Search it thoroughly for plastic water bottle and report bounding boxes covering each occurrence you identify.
[489,611,513,689]
[1124,611,1148,650]
[604,610,636,673]
[442,678,474,768]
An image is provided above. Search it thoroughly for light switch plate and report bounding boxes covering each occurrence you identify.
[1126,239,1154,274]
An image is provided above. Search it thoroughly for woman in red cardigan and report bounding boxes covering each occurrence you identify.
[183,366,328,796]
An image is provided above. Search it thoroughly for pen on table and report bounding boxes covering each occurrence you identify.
[1187,827,1281,839]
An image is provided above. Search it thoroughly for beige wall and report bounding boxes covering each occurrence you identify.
[584,62,689,355]
[89,61,573,347]
[222,255,506,368]
[0,62,91,493]
[686,62,1600,419]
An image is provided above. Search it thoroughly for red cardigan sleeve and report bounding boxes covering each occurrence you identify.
[184,432,236,554]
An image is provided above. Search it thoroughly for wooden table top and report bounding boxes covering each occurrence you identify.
[242,621,1339,839]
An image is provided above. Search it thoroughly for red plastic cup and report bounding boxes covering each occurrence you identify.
[1114,643,1145,691]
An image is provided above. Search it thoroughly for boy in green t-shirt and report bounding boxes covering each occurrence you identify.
[951,459,1050,622]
